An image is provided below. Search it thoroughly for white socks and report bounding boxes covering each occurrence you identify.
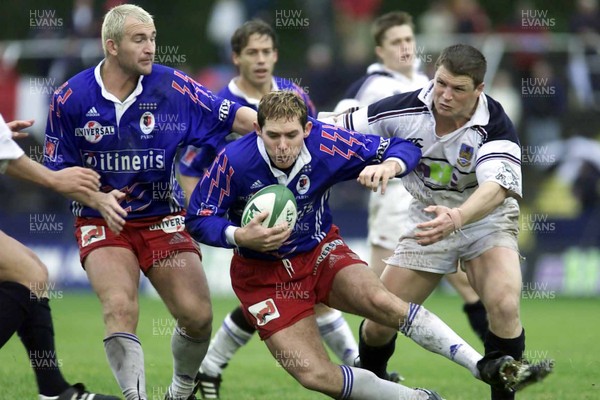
[104,333,146,400]
[200,313,253,377]
[167,326,210,399]
[317,308,359,365]
[339,365,431,400]
[401,303,482,378]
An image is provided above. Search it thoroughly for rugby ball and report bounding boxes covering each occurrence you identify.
[241,185,298,229]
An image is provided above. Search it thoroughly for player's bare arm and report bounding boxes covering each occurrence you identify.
[358,159,404,194]
[233,211,291,252]
[232,106,258,135]
[67,189,128,234]
[5,155,100,194]
[415,181,509,245]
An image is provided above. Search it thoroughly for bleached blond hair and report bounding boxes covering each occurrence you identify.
[101,4,154,56]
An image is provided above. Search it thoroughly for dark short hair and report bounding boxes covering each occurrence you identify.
[231,19,278,54]
[434,44,487,87]
[257,91,308,128]
[372,11,415,46]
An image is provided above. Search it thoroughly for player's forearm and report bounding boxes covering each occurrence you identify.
[5,155,55,188]
[232,106,257,135]
[459,181,508,225]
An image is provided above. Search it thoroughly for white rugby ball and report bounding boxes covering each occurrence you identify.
[241,184,298,229]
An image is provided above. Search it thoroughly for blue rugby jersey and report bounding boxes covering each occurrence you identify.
[44,62,241,219]
[179,76,316,178]
[186,117,421,260]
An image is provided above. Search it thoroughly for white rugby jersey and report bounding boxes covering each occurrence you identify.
[350,63,430,107]
[340,81,522,207]
[0,114,25,173]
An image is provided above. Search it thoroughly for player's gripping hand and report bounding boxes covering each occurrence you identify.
[92,190,128,234]
[7,119,34,139]
[51,167,101,195]
[234,211,291,253]
[415,205,463,245]
[357,160,400,194]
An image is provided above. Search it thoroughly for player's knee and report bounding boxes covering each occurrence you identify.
[14,250,49,293]
[485,292,520,323]
[293,364,333,393]
[362,319,395,344]
[175,307,213,338]
[101,293,138,327]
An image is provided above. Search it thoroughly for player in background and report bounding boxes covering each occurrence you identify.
[43,5,255,400]
[333,11,489,350]
[186,91,538,400]
[0,116,121,399]
[178,20,359,399]
[324,44,554,399]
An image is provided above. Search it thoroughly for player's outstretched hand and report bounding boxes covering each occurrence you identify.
[357,160,399,194]
[94,190,128,234]
[235,211,291,252]
[7,119,34,139]
[415,205,461,245]
[51,166,101,195]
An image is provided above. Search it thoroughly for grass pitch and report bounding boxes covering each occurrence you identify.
[1,292,597,399]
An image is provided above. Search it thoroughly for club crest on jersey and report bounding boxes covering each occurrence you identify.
[140,111,155,135]
[248,298,280,326]
[75,121,115,143]
[457,143,474,167]
[44,136,59,162]
[296,174,310,195]
[80,225,106,247]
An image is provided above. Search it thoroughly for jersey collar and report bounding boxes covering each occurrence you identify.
[94,60,145,105]
[228,76,279,108]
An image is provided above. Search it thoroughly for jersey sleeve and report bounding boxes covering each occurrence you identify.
[0,114,26,173]
[316,121,421,181]
[340,93,421,139]
[43,83,81,171]
[173,71,242,151]
[185,148,238,248]
[474,104,522,198]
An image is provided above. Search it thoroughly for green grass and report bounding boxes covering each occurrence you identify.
[1,292,597,399]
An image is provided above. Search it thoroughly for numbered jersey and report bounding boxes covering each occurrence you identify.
[342,81,522,207]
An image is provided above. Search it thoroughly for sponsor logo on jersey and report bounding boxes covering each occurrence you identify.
[44,136,60,162]
[140,112,155,135]
[148,215,185,233]
[80,225,106,247]
[457,143,474,167]
[296,174,310,195]
[218,99,232,121]
[248,298,280,326]
[250,180,264,190]
[75,121,116,143]
[80,148,165,173]
[85,107,100,117]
